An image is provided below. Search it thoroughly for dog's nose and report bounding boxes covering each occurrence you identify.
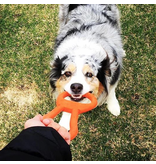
[70,83,83,94]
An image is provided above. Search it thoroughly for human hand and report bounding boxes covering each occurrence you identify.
[24,114,70,145]
[24,114,46,128]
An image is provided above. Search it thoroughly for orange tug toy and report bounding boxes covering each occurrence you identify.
[43,91,97,140]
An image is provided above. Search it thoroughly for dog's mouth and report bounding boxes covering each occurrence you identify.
[69,91,93,102]
[70,94,84,102]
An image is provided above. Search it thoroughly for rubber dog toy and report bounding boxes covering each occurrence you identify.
[43,91,97,140]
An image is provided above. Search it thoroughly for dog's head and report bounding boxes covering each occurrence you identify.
[50,39,118,104]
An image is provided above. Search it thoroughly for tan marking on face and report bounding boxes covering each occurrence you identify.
[82,64,104,98]
[56,63,76,94]
[98,82,104,97]
[65,63,76,73]
[83,64,94,75]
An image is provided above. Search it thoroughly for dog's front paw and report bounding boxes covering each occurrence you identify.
[107,100,120,116]
[59,120,70,131]
[59,112,71,130]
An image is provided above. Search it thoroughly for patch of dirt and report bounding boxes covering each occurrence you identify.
[1,82,39,108]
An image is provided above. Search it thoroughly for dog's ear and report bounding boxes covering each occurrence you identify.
[97,56,111,94]
[49,56,67,91]
[99,55,111,77]
[101,55,111,77]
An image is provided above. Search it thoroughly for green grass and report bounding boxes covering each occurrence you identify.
[0,4,156,161]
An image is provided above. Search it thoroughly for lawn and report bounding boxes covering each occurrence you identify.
[0,4,156,161]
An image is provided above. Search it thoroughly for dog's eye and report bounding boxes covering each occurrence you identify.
[85,72,93,78]
[64,71,72,77]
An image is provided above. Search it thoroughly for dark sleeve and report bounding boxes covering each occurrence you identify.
[0,127,72,161]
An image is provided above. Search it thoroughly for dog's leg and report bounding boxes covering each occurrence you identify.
[58,4,69,32]
[59,112,71,130]
[106,84,120,116]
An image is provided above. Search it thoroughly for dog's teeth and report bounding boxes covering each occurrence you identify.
[72,95,82,99]
[70,94,84,102]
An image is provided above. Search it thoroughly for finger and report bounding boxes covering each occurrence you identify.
[64,132,71,145]
[47,120,61,131]
[58,127,68,138]
[42,118,52,126]
[33,114,43,121]
[58,127,70,144]
[66,137,71,145]
[24,114,44,129]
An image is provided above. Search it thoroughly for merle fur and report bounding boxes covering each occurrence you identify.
[50,56,68,90]
[50,4,125,102]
